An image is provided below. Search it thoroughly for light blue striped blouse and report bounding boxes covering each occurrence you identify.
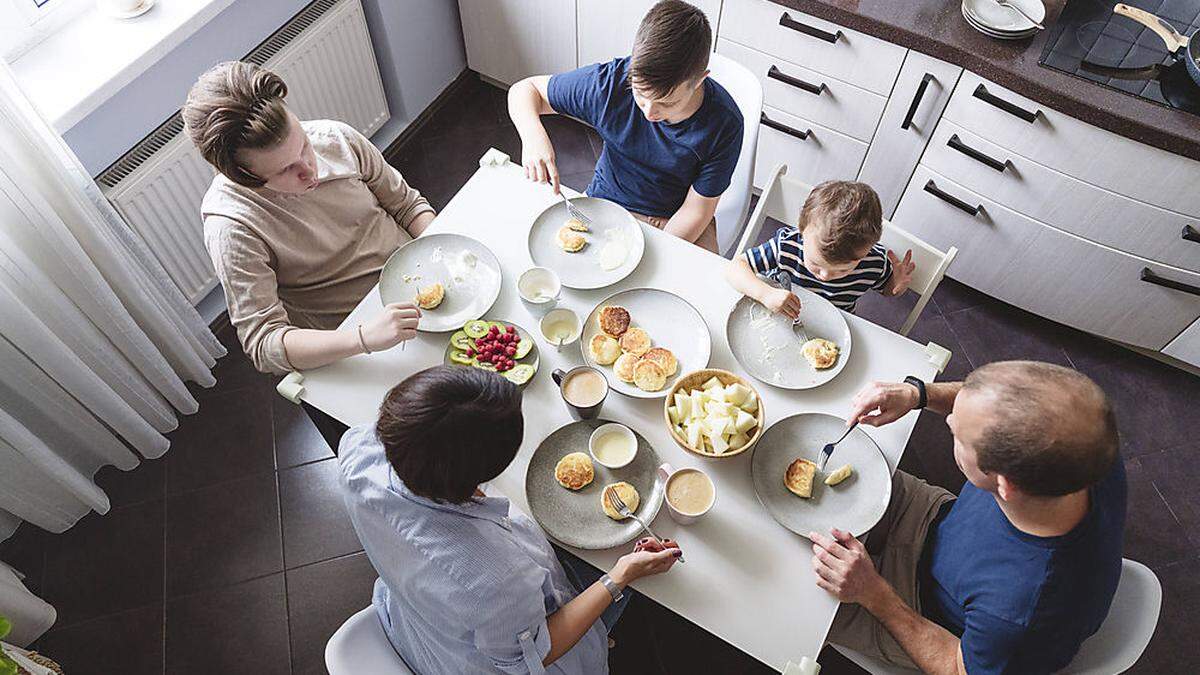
[745,226,892,311]
[337,424,609,674]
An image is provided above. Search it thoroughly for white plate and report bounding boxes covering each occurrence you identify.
[750,413,893,539]
[726,287,852,390]
[962,0,1043,33]
[962,7,1038,39]
[581,288,711,399]
[378,233,502,333]
[528,197,646,290]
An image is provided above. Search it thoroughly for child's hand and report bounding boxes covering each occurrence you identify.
[886,249,916,296]
[762,287,802,320]
[521,135,560,193]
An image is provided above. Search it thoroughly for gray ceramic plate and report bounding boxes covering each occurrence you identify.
[726,287,852,390]
[525,419,664,550]
[750,413,892,539]
[527,197,645,289]
[378,233,502,332]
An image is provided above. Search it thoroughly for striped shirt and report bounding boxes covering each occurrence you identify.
[745,226,892,311]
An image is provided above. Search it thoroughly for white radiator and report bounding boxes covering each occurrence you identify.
[97,0,390,304]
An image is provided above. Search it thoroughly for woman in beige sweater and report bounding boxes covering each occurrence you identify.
[183,61,433,374]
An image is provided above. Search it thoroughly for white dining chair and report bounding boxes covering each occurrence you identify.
[831,558,1162,675]
[733,163,958,336]
[325,606,416,675]
[706,52,763,257]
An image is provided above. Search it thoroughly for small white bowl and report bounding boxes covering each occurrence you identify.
[518,267,562,315]
[588,423,638,470]
[540,308,581,347]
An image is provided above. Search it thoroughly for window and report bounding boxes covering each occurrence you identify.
[1,0,91,61]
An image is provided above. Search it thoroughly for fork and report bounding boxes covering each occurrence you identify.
[605,485,685,563]
[768,272,810,342]
[818,420,858,472]
[560,192,593,227]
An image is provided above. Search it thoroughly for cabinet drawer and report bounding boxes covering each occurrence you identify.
[1163,318,1200,369]
[922,121,1200,274]
[942,71,1200,217]
[754,105,869,191]
[717,39,885,142]
[858,51,962,217]
[891,166,1200,350]
[719,0,905,96]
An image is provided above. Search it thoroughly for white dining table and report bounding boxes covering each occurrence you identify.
[290,150,946,672]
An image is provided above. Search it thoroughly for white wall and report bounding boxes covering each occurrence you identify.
[63,0,467,176]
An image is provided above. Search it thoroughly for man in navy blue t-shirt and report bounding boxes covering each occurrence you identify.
[507,0,743,253]
[811,361,1125,674]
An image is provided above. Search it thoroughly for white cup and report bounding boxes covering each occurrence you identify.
[588,423,637,469]
[540,307,581,348]
[98,0,146,15]
[657,463,715,525]
[517,267,562,315]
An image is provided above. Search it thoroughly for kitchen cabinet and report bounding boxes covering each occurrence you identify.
[1164,319,1200,370]
[578,0,722,65]
[458,0,578,86]
[754,105,869,189]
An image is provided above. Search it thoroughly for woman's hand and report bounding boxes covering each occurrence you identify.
[360,303,421,352]
[762,287,802,320]
[609,539,682,586]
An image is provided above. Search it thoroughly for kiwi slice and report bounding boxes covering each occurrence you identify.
[450,331,472,351]
[449,350,473,366]
[472,361,497,372]
[489,321,509,333]
[463,320,489,338]
[504,364,535,385]
[513,335,533,359]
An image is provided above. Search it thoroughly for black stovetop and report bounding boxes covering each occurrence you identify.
[1039,0,1200,115]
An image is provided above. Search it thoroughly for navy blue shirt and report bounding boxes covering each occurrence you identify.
[745,226,892,312]
[924,461,1127,674]
[547,57,743,218]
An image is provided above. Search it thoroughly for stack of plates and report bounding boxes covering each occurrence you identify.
[961,0,1044,40]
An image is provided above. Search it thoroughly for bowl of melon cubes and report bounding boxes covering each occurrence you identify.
[664,369,765,459]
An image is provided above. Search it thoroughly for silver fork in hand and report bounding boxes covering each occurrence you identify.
[560,192,593,227]
[768,272,809,342]
[605,485,685,563]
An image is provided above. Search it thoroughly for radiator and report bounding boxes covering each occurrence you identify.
[97,0,390,304]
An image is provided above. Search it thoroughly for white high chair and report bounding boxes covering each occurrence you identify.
[707,52,763,257]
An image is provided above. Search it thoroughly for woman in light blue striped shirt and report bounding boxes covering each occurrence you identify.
[339,366,682,674]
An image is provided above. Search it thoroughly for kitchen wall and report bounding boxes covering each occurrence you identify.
[63,0,467,176]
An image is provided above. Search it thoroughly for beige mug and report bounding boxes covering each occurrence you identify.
[657,463,715,525]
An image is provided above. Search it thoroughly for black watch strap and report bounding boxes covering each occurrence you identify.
[904,376,927,410]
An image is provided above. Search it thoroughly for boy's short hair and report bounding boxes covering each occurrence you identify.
[376,366,524,504]
[798,181,883,263]
[182,61,291,188]
[630,0,712,99]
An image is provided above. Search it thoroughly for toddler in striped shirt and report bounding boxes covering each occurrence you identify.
[725,180,915,317]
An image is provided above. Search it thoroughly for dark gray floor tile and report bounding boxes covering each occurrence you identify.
[37,603,163,675]
[542,115,599,176]
[165,574,289,675]
[96,459,166,509]
[417,124,523,211]
[166,472,282,597]
[203,348,275,399]
[1138,444,1200,549]
[42,501,164,628]
[1059,326,1141,372]
[165,384,275,494]
[931,277,992,315]
[0,523,47,597]
[280,458,362,569]
[286,552,379,675]
[273,393,334,469]
[560,171,596,193]
[1122,458,1192,569]
[1125,557,1200,674]
[817,645,869,674]
[904,411,967,495]
[420,76,510,140]
[943,301,1072,369]
[855,291,974,383]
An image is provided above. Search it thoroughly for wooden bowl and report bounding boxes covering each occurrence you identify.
[663,368,765,459]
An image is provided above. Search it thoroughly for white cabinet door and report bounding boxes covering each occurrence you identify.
[459,0,578,86]
[578,0,722,66]
[754,105,868,191]
[1163,318,1200,369]
[857,51,962,218]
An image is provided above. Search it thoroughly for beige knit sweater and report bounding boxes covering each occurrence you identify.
[202,119,433,374]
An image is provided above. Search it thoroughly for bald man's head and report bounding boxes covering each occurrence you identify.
[960,361,1118,497]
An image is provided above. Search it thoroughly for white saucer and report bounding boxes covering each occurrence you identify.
[962,0,1043,33]
[962,4,1038,39]
[102,0,156,20]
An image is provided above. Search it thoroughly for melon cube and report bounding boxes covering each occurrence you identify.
[668,405,682,425]
[686,422,702,449]
[734,409,757,435]
[728,432,749,450]
[702,376,723,391]
[725,382,751,406]
[708,432,729,454]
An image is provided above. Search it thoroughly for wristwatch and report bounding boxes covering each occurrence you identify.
[903,376,928,410]
[599,574,624,604]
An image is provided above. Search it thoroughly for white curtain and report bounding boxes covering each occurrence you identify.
[0,61,225,542]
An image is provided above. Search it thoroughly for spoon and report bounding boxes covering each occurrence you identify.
[995,0,1044,29]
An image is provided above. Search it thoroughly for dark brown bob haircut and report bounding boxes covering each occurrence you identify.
[629,0,712,99]
[377,366,524,504]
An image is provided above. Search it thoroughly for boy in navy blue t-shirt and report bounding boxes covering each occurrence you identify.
[507,0,742,253]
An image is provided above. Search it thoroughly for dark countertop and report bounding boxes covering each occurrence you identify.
[770,0,1200,162]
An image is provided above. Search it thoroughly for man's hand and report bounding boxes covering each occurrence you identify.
[521,133,560,193]
[886,249,916,297]
[847,381,921,427]
[762,287,802,320]
[360,303,421,352]
[810,528,889,608]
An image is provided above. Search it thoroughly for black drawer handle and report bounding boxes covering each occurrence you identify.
[1141,267,1200,297]
[779,12,842,43]
[972,84,1040,123]
[901,73,935,130]
[1183,224,1200,243]
[948,134,1009,172]
[761,112,811,141]
[923,179,980,216]
[767,65,826,95]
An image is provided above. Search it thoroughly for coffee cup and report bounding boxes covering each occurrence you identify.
[657,463,715,524]
[99,0,147,15]
[588,423,637,469]
[552,366,608,420]
[540,308,581,348]
[517,267,561,316]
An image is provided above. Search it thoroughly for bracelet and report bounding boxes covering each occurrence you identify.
[357,324,372,355]
[903,376,927,410]
[599,573,624,604]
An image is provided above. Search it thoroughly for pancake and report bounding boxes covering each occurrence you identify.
[613,352,639,383]
[564,216,589,232]
[598,306,631,337]
[641,347,677,376]
[554,452,594,491]
[632,359,666,392]
[784,458,818,498]
[556,226,587,252]
[588,335,621,365]
[415,282,444,310]
[801,338,839,370]
[601,481,640,520]
[618,327,651,356]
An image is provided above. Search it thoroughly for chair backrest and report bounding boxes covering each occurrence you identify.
[326,606,416,675]
[706,52,763,256]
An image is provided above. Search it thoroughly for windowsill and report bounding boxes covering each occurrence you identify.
[8,0,238,133]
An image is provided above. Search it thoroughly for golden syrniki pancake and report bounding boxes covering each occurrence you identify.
[564,216,589,232]
[632,359,666,392]
[785,458,817,498]
[588,334,621,365]
[613,352,639,383]
[599,306,630,337]
[641,347,677,376]
[555,452,594,491]
[556,226,586,252]
[801,338,839,370]
[601,481,640,520]
[618,327,651,356]
[415,283,444,310]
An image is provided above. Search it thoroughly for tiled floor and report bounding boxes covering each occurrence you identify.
[2,72,1198,673]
